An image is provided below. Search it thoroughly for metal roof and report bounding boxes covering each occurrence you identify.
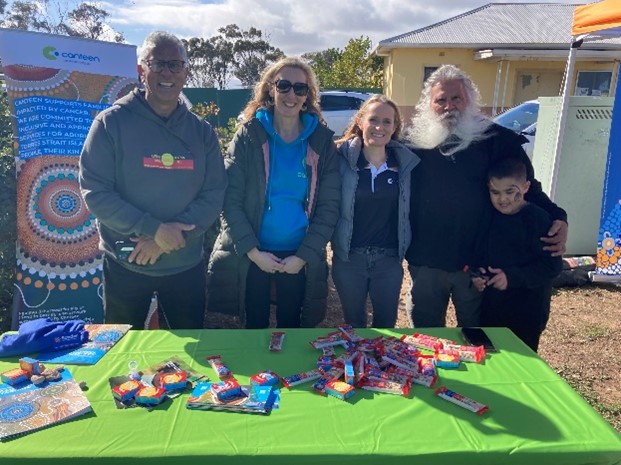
[378,3,621,50]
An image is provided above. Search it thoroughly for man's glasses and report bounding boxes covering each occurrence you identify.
[143,59,186,73]
[274,79,309,97]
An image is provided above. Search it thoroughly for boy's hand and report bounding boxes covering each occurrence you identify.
[486,266,508,290]
[471,276,487,292]
[541,220,568,257]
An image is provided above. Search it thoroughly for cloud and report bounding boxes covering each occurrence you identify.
[103,0,574,55]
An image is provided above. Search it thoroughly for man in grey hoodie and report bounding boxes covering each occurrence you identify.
[79,31,226,329]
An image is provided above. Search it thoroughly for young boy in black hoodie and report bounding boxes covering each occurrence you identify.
[472,158,563,352]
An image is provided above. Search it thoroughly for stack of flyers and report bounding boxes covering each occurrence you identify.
[187,382,280,414]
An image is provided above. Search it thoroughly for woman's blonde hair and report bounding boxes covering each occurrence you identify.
[336,94,403,146]
[240,56,323,123]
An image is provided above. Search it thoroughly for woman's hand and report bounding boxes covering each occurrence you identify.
[247,248,283,273]
[280,256,306,274]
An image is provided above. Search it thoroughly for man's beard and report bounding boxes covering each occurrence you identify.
[405,106,492,157]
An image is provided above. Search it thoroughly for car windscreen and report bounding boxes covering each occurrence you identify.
[494,102,539,133]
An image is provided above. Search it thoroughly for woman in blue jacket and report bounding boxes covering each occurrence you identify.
[207,57,340,328]
[331,95,419,327]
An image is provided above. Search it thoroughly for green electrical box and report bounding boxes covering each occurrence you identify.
[532,96,613,255]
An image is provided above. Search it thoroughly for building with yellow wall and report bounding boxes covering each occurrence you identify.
[375,3,621,120]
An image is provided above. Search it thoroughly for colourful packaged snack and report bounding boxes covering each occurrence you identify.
[443,343,486,363]
[158,371,188,391]
[344,360,355,386]
[381,351,418,372]
[435,386,488,414]
[19,357,43,375]
[269,331,285,351]
[1,368,29,385]
[418,354,437,376]
[210,379,243,401]
[312,366,344,394]
[135,386,167,405]
[310,333,346,350]
[250,371,280,387]
[364,367,411,386]
[321,346,336,357]
[337,324,364,343]
[112,379,143,401]
[281,369,322,389]
[206,355,232,379]
[359,378,409,396]
[400,333,455,351]
[325,380,355,400]
[316,355,336,372]
[409,372,437,388]
[434,350,461,369]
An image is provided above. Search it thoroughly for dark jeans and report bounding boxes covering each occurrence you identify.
[332,247,403,328]
[103,256,206,329]
[245,250,305,329]
[406,265,481,328]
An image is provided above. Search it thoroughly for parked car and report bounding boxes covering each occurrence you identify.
[236,90,371,138]
[493,99,539,158]
[320,90,371,137]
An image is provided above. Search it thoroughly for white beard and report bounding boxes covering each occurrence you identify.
[405,106,492,157]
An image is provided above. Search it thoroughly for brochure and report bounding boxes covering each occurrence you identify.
[0,377,91,441]
[187,382,279,414]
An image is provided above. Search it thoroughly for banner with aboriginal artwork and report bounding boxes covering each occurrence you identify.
[0,28,138,329]
[595,73,621,278]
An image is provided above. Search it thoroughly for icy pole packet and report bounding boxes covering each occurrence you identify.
[435,386,488,414]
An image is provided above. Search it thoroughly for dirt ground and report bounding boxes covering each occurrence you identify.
[206,259,621,433]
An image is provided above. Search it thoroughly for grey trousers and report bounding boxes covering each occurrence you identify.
[332,247,403,328]
[406,265,482,328]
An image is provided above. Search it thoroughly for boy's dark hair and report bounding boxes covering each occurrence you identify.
[488,158,527,183]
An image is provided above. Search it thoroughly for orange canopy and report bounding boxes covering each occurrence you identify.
[572,0,621,36]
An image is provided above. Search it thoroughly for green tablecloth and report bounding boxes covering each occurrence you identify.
[1,327,620,465]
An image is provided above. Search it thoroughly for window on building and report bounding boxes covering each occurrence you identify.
[424,67,439,83]
[574,71,612,97]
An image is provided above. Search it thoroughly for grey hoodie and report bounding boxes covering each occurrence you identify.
[79,88,227,276]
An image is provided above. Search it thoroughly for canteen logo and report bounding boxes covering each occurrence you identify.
[42,45,101,63]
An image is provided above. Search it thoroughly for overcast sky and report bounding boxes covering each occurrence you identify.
[103,0,581,55]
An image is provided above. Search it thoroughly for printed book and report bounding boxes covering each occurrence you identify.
[37,324,132,365]
[0,377,91,441]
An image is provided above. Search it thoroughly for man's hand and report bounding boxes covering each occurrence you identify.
[154,222,195,253]
[128,237,164,265]
[486,266,508,291]
[280,255,306,274]
[247,248,283,274]
[541,220,568,257]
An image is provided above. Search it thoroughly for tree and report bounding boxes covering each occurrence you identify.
[304,36,383,89]
[184,24,283,89]
[0,0,124,42]
[183,34,234,90]
[223,24,284,88]
[302,48,341,87]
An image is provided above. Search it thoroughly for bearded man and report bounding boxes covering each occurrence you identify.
[403,65,568,328]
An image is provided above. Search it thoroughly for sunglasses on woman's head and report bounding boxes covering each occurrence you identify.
[274,79,309,97]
